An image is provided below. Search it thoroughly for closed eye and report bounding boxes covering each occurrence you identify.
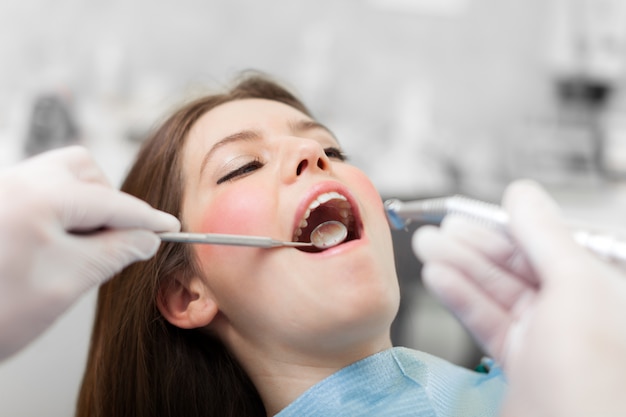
[324,147,347,162]
[217,159,264,184]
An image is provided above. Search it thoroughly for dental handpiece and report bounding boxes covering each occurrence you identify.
[384,196,626,268]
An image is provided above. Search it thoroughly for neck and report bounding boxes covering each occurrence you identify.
[236,336,393,416]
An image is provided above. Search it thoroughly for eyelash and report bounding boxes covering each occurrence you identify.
[216,147,347,184]
[324,147,347,161]
[216,158,264,184]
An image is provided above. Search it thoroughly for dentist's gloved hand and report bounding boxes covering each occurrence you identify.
[0,146,180,360]
[413,180,626,417]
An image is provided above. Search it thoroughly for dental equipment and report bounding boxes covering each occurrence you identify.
[384,196,626,267]
[159,220,348,250]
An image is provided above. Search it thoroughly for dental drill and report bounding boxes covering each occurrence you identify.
[384,196,626,268]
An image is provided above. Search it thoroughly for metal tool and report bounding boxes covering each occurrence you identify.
[159,220,348,250]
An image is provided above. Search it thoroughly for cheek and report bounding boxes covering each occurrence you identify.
[199,185,274,234]
[190,183,276,261]
[344,168,386,212]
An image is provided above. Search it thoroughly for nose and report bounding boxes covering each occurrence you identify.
[281,138,332,183]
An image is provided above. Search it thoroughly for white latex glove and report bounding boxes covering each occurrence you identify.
[413,180,626,417]
[0,146,180,360]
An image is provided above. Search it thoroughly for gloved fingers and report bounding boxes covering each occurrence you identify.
[421,262,512,360]
[414,224,534,311]
[54,181,180,233]
[503,180,587,285]
[62,228,162,294]
[440,215,539,286]
[0,227,152,360]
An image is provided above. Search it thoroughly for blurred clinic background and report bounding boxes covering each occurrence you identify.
[4,0,626,415]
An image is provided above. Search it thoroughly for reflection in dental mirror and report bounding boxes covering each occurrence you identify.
[310,220,348,249]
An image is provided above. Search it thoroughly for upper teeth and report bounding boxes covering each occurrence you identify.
[294,191,354,240]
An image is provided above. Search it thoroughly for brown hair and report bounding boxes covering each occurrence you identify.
[76,73,313,417]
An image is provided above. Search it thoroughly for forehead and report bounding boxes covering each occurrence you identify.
[181,98,316,181]
[188,98,312,145]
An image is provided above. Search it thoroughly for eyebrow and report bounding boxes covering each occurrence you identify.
[199,118,337,176]
[199,129,261,176]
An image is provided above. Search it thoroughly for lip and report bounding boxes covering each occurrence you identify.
[292,180,363,247]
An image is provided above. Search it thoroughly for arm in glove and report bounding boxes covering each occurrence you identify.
[412,180,626,417]
[0,146,180,360]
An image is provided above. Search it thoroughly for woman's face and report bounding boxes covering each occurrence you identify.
[180,98,399,358]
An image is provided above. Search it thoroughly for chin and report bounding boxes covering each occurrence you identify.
[331,281,399,339]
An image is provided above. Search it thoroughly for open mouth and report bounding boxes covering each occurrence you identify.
[292,191,361,253]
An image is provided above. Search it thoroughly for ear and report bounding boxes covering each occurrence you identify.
[157,275,219,329]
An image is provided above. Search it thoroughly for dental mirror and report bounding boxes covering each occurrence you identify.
[309,220,348,249]
[159,220,348,250]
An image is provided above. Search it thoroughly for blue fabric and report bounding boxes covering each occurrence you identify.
[275,347,506,417]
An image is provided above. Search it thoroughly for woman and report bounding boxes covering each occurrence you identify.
[76,72,505,417]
